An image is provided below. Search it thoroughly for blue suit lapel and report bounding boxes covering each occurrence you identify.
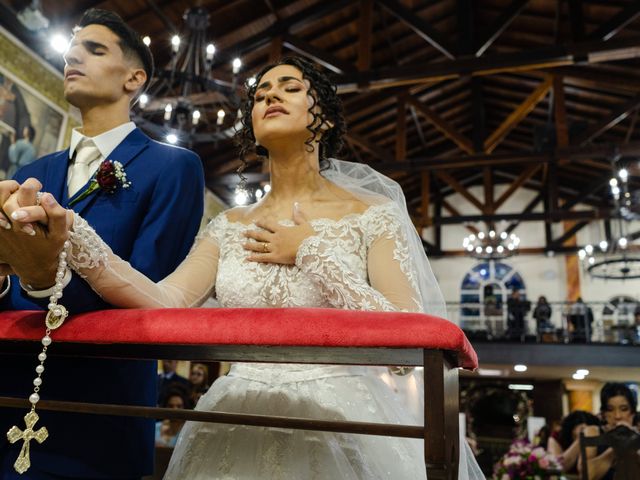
[46,150,71,204]
[67,128,150,215]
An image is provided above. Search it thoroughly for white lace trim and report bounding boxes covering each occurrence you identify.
[67,214,109,278]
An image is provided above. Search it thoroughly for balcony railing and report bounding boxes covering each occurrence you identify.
[447,301,640,344]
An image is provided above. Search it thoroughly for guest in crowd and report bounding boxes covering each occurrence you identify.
[189,363,210,391]
[547,410,600,473]
[580,382,640,480]
[568,297,594,342]
[155,384,194,447]
[532,295,553,334]
[506,290,530,340]
[158,359,190,404]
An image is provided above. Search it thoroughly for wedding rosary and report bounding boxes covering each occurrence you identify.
[6,218,71,473]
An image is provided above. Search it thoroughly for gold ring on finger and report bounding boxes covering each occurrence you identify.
[262,242,269,253]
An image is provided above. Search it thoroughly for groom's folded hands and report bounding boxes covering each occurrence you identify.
[0,179,70,289]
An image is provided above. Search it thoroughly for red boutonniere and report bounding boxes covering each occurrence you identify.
[69,160,132,206]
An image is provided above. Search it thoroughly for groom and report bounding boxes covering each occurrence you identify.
[0,9,204,479]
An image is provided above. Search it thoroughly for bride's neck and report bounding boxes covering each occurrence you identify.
[265,147,325,203]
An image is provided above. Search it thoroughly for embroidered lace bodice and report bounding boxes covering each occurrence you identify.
[67,202,423,313]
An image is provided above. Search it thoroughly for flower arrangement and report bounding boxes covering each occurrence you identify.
[69,160,131,206]
[493,440,562,480]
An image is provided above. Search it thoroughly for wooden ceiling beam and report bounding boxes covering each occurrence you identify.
[550,221,590,247]
[505,192,544,234]
[588,1,640,41]
[483,167,494,215]
[567,0,585,42]
[560,177,610,211]
[475,0,529,57]
[367,141,640,172]
[344,132,395,163]
[421,172,430,227]
[396,96,407,161]
[574,92,640,145]
[493,165,541,211]
[441,199,479,235]
[376,0,456,60]
[282,34,355,74]
[357,0,374,71]
[551,66,640,93]
[213,0,356,66]
[337,35,640,92]
[435,171,484,212]
[433,208,612,225]
[483,76,553,153]
[405,95,475,154]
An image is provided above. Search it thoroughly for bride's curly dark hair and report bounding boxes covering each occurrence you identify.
[235,56,346,171]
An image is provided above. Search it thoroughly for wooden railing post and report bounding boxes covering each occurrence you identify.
[423,349,459,480]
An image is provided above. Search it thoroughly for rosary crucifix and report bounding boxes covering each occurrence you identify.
[7,410,49,474]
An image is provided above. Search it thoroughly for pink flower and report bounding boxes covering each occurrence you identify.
[539,457,550,469]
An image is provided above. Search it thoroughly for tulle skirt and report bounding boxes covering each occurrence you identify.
[164,364,484,479]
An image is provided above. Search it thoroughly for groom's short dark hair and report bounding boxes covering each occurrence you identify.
[76,9,154,92]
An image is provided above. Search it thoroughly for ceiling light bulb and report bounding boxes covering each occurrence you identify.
[171,35,180,53]
[166,133,178,144]
[514,364,527,372]
[142,36,151,46]
[232,58,242,74]
[206,43,215,60]
[50,33,69,53]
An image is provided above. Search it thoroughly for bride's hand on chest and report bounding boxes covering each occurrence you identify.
[243,202,315,265]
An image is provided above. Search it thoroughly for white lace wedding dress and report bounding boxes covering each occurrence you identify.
[66,201,485,480]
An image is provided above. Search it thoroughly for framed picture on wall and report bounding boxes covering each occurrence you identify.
[0,26,71,180]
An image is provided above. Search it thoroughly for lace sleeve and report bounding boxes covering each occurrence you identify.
[295,203,423,312]
[66,213,224,308]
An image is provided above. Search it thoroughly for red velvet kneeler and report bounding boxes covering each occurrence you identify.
[0,308,478,480]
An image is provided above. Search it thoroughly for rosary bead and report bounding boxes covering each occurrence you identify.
[37,352,46,362]
[29,393,40,405]
[59,251,67,259]
[33,378,42,387]
[41,336,52,347]
[64,240,70,248]
[54,292,62,299]
[35,365,44,374]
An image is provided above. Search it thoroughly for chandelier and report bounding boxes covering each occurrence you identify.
[132,7,247,148]
[462,230,520,260]
[578,156,640,279]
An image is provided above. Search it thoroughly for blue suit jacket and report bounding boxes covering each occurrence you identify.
[0,128,204,478]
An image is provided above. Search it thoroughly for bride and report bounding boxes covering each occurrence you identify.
[8,56,484,479]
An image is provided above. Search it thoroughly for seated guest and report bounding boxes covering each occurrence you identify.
[580,382,640,480]
[547,410,600,473]
[189,362,210,391]
[155,384,194,447]
[158,359,190,404]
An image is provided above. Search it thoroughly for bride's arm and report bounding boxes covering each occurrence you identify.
[67,214,222,308]
[295,204,422,313]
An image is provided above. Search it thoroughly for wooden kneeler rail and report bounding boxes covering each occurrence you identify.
[0,308,478,480]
